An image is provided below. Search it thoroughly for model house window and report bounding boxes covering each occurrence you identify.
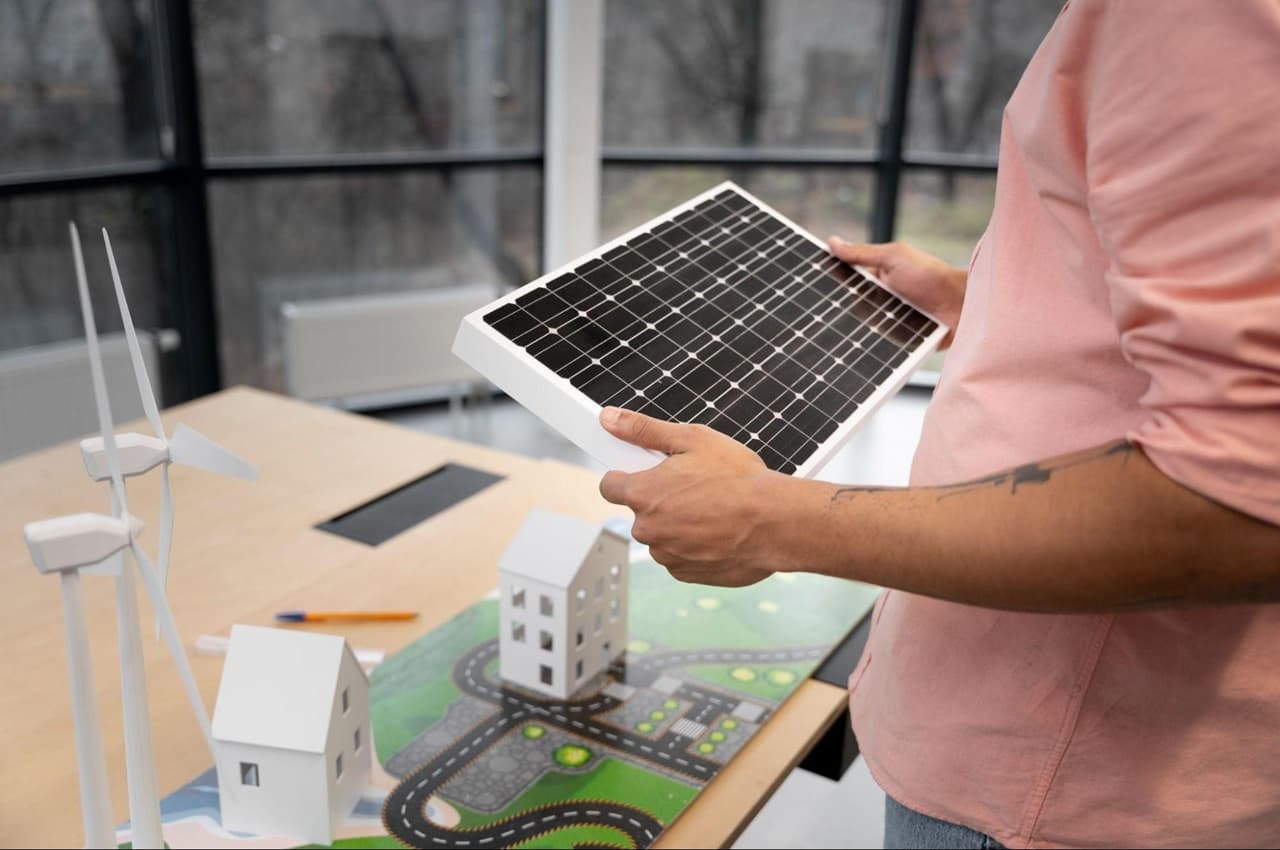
[335,753,344,780]
[576,627,584,647]
[341,687,350,715]
[594,611,602,634]
[354,726,362,753]
[576,588,586,611]
[609,564,621,588]
[540,664,553,686]
[540,629,553,652]
[512,621,526,642]
[512,586,526,609]
[240,761,260,787]
[576,658,584,681]
[609,598,619,620]
[540,594,553,617]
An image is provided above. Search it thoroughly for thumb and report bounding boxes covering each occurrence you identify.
[828,236,896,272]
[600,407,696,454]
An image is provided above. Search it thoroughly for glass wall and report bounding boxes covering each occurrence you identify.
[0,0,1065,404]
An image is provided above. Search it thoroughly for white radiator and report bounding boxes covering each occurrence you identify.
[281,285,495,407]
[0,330,174,463]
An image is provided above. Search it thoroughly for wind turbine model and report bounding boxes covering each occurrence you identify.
[79,229,255,598]
[69,222,217,849]
[23,512,140,849]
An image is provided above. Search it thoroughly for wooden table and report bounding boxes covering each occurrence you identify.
[0,387,852,848]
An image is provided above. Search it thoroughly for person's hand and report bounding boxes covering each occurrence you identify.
[828,237,967,347]
[597,407,785,587]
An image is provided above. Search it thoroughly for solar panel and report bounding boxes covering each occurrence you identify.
[453,181,946,477]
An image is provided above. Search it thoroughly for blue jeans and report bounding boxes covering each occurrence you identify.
[884,796,1005,850]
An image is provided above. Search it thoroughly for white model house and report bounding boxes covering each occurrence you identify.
[499,509,630,700]
[212,625,370,845]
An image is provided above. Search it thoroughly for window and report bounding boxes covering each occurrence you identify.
[354,726,362,753]
[341,687,350,715]
[576,627,584,647]
[609,564,621,588]
[240,761,260,787]
[576,658,584,681]
[335,753,344,780]
[576,587,586,611]
[512,621,526,643]
[540,664,553,686]
[540,594,554,617]
[539,629,553,652]
[594,611,603,634]
[512,587,526,609]
[609,598,620,620]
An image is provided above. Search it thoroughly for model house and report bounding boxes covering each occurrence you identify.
[498,509,630,700]
[211,625,370,845]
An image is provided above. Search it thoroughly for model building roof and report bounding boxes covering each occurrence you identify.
[498,508,627,589]
[212,624,366,753]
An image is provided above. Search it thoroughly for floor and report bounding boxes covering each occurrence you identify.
[373,389,934,849]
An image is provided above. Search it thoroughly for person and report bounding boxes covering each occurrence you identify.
[596,2,1280,847]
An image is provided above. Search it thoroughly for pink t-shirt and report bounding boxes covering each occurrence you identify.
[851,2,1280,847]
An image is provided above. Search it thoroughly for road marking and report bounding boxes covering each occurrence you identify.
[565,811,578,817]
[608,812,622,820]
[542,815,556,823]
[501,830,515,838]
[413,829,426,838]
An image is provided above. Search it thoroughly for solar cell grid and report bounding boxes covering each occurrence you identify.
[457,183,943,476]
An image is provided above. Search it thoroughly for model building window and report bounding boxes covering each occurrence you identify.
[540,629,553,652]
[512,621,526,642]
[540,664,553,686]
[576,658,584,681]
[341,687,350,715]
[576,587,586,611]
[609,564,620,587]
[609,598,620,620]
[594,611,602,634]
[540,594,553,617]
[335,753,344,780]
[512,586,526,609]
[576,627,584,647]
[354,726,362,753]
[240,761,260,787]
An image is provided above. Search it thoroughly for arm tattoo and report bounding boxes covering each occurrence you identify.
[829,440,1135,503]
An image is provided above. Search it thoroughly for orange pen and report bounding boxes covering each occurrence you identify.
[274,610,418,623]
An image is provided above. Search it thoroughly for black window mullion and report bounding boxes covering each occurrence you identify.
[870,0,921,244]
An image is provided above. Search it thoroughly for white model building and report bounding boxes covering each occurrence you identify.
[499,509,630,700]
[212,625,370,845]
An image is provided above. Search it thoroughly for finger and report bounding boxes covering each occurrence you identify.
[600,407,699,454]
[828,236,896,271]
[599,470,632,506]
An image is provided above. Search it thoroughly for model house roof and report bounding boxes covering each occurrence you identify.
[498,508,628,589]
[212,624,366,753]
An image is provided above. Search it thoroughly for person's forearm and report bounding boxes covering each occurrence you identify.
[755,441,1280,612]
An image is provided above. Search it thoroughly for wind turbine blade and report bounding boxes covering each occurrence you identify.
[102,228,165,441]
[128,539,214,758]
[154,466,173,642]
[168,424,257,481]
[70,222,128,519]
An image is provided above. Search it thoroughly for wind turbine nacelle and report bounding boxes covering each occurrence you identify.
[24,513,145,574]
[80,433,169,480]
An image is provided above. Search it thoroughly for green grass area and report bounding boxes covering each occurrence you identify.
[684,661,818,703]
[513,824,632,849]
[523,723,547,740]
[454,757,697,829]
[626,559,878,653]
[369,601,499,762]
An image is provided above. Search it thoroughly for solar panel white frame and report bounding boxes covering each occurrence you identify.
[453,181,948,477]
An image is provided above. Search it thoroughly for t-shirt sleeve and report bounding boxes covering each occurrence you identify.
[1083,0,1280,525]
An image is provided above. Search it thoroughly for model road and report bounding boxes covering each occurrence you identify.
[383,639,828,848]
